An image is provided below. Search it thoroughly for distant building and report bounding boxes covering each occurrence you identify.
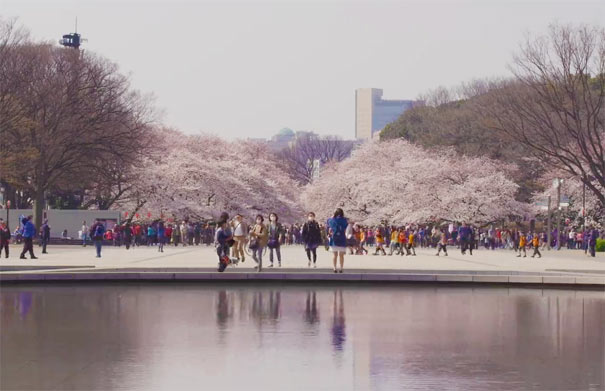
[355,88,419,140]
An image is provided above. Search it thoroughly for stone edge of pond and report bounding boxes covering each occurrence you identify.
[1,272,604,288]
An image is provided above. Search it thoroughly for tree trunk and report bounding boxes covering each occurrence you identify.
[32,189,45,233]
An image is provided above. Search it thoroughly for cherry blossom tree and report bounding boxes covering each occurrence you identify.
[112,128,304,222]
[302,140,534,225]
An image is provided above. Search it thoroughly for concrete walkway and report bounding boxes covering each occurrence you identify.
[1,244,604,287]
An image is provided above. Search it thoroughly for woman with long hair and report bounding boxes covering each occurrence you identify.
[327,208,348,273]
[267,212,284,267]
[250,214,268,272]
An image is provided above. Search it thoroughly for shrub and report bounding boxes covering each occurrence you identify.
[597,238,605,252]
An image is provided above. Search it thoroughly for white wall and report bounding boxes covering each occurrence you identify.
[0,209,121,238]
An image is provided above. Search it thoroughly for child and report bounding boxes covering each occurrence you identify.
[517,231,527,258]
[531,233,541,258]
[407,230,417,256]
[373,228,386,255]
[358,227,369,255]
[215,217,233,272]
[436,229,448,256]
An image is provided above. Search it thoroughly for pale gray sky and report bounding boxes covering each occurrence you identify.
[2,0,604,139]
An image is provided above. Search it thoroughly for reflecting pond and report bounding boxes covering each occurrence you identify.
[1,283,604,390]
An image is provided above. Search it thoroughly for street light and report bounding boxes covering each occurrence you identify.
[553,178,563,250]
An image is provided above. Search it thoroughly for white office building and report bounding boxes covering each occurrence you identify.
[355,88,418,140]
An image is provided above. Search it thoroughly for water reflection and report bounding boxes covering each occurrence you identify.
[304,291,319,326]
[331,290,346,352]
[1,284,603,391]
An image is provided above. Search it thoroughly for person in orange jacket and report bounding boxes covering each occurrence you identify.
[406,229,417,256]
[531,233,541,258]
[517,231,527,258]
[373,228,386,255]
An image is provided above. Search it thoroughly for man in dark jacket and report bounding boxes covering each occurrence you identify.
[587,227,601,258]
[19,215,37,259]
[0,218,10,258]
[41,219,51,254]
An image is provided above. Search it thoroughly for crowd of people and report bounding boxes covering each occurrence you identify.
[0,210,602,269]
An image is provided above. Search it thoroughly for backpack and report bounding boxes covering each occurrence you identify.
[93,224,104,240]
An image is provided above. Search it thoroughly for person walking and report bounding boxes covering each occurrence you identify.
[459,222,472,255]
[81,220,88,247]
[180,221,188,247]
[0,219,10,258]
[215,215,233,272]
[41,219,50,254]
[327,208,348,273]
[388,227,400,256]
[90,219,106,258]
[123,222,133,250]
[373,228,387,255]
[171,223,180,246]
[436,228,448,256]
[407,229,417,256]
[531,233,542,258]
[250,215,268,272]
[302,212,322,268]
[231,214,247,263]
[147,224,155,247]
[587,226,600,257]
[517,231,527,258]
[157,221,165,253]
[267,213,284,267]
[19,215,37,259]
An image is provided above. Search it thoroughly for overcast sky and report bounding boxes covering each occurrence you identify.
[2,0,604,140]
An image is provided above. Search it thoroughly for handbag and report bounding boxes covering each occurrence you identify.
[249,238,259,250]
[267,238,279,249]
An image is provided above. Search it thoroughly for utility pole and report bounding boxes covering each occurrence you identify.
[547,195,552,250]
[556,178,562,250]
[582,181,586,234]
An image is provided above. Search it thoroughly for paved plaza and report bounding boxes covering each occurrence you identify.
[0,244,604,287]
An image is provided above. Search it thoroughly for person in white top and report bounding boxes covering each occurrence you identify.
[568,230,575,249]
[231,214,247,262]
[180,222,188,247]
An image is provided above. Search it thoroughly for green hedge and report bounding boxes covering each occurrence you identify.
[597,239,605,252]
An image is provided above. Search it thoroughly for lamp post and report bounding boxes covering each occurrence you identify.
[546,195,552,250]
[552,178,564,251]
[583,181,586,235]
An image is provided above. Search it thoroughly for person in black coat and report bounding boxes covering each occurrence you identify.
[0,219,10,258]
[302,212,322,268]
[41,219,51,254]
